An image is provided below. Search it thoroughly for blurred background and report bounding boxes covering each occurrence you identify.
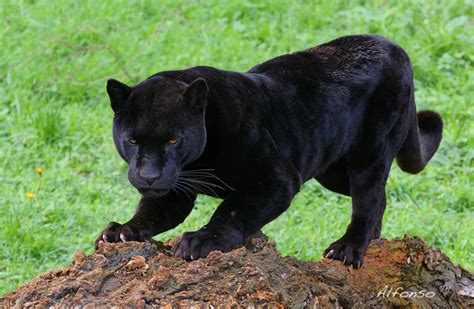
[0,0,472,294]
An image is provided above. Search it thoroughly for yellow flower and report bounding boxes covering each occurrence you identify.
[36,167,43,175]
[26,192,35,199]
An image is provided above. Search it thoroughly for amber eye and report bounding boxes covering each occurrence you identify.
[128,139,138,145]
[167,138,178,145]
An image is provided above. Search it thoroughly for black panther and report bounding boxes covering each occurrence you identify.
[95,34,442,268]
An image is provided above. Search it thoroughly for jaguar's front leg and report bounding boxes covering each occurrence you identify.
[172,170,301,260]
[95,191,195,249]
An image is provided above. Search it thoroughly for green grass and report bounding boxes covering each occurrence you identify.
[1,0,473,295]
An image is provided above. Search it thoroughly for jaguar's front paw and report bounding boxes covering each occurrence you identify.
[94,221,152,250]
[323,236,369,268]
[172,226,244,261]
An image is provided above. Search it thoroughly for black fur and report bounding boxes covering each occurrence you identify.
[95,35,443,268]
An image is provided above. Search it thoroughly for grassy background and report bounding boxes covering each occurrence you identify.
[1,0,473,294]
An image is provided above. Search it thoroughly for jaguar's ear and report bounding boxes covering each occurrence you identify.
[106,79,131,112]
[183,78,208,112]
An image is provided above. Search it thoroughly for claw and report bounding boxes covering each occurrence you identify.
[325,249,334,258]
[190,255,194,260]
[94,240,104,251]
[348,264,353,274]
[174,246,181,258]
[120,233,127,242]
[357,261,361,269]
[343,256,347,264]
[103,234,109,242]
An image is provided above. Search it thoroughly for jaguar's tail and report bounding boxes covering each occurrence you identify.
[396,107,443,174]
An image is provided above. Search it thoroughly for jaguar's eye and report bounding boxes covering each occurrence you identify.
[128,139,138,145]
[167,138,179,145]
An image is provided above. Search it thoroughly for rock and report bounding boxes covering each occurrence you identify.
[1,233,473,308]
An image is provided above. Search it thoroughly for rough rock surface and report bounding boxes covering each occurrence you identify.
[1,233,473,308]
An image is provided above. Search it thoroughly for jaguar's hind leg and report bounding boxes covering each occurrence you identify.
[323,85,412,267]
[323,153,392,268]
[372,194,386,239]
[316,160,388,239]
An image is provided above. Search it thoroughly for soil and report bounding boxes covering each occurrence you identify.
[1,233,473,308]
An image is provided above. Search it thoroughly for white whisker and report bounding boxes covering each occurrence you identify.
[173,183,193,200]
[179,170,235,191]
[178,177,219,196]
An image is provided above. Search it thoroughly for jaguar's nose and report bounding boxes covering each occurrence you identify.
[143,176,159,185]
[139,171,160,185]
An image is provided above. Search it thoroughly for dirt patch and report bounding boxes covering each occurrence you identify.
[1,233,473,308]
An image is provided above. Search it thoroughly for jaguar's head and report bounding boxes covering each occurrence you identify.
[106,76,208,197]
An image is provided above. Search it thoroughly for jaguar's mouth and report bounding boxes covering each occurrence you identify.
[137,188,170,198]
[128,173,177,196]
